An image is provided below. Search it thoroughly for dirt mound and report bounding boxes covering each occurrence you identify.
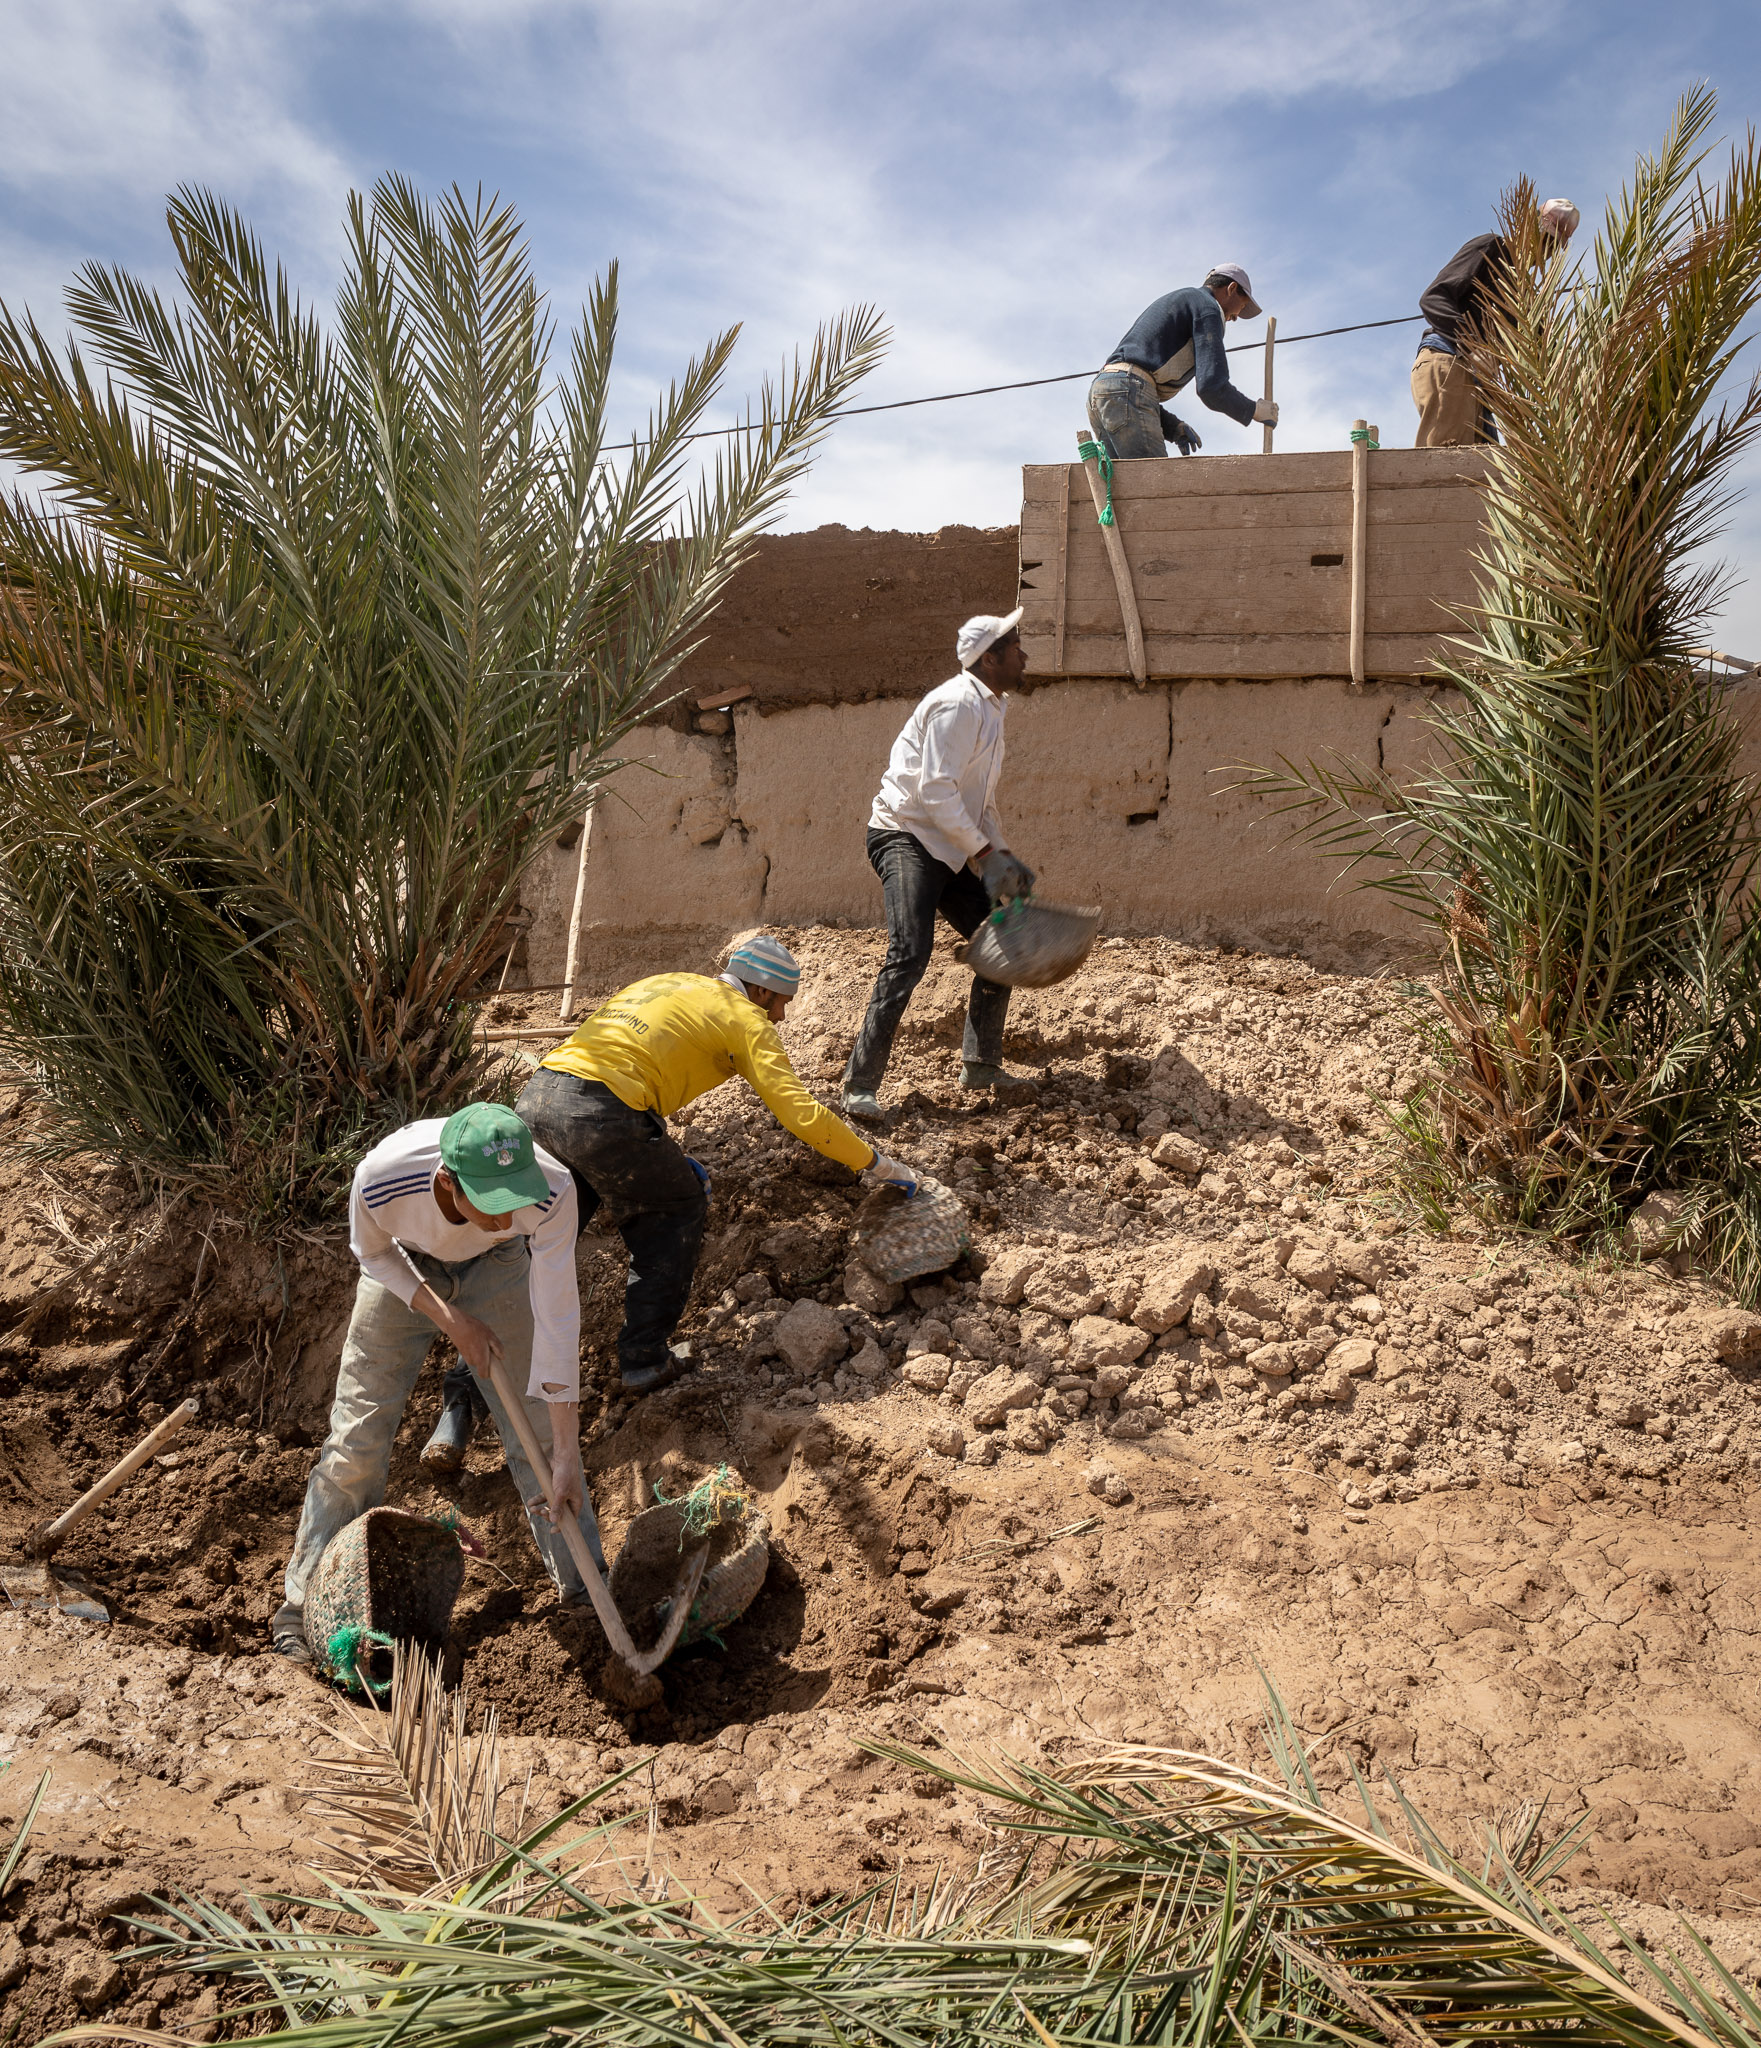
[9,924,1761,2034]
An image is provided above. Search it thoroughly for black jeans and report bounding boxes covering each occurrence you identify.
[844,827,1011,1093]
[515,1068,709,1379]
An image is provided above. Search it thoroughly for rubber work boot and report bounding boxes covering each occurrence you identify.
[420,1374,486,1474]
[842,1088,884,1122]
[270,1601,313,1667]
[621,1342,694,1399]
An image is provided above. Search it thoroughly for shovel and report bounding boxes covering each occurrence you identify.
[485,1357,706,1680]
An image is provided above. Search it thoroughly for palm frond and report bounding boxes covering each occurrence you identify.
[0,179,889,1219]
[299,1644,504,1897]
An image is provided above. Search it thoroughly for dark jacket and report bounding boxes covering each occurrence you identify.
[1418,233,1509,349]
[1106,286,1258,426]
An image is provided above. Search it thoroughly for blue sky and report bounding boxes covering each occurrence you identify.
[3,0,1760,651]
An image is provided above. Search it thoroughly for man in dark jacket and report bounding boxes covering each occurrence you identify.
[1087,263,1276,460]
[1412,198,1578,446]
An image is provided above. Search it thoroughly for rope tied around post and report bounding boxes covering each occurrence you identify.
[1075,436,1115,525]
[1349,425,1381,449]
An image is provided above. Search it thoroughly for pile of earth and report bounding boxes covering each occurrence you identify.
[6,922,1761,2038]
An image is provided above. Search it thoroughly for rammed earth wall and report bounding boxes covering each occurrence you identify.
[520,523,1761,984]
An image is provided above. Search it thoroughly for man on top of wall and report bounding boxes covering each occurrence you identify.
[841,611,1040,1123]
[1412,197,1579,446]
[1086,263,1276,461]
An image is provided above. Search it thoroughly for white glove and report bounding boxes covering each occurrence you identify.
[1253,398,1280,425]
[865,1153,919,1195]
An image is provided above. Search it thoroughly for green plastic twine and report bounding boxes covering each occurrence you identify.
[653,1462,748,1542]
[1349,426,1380,450]
[1076,436,1115,526]
[324,1625,397,1698]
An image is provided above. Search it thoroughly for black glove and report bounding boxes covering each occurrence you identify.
[1160,407,1201,455]
[976,847,1035,904]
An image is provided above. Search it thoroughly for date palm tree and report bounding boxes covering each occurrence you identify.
[1243,88,1761,1287]
[0,179,885,1216]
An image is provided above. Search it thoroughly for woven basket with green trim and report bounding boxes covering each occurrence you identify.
[304,1507,465,1696]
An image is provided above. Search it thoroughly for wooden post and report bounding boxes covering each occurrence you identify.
[558,801,597,1023]
[1049,463,1072,675]
[1261,316,1277,455]
[1349,420,1374,687]
[1076,432,1148,686]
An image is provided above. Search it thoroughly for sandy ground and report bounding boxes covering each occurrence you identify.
[6,923,1761,2036]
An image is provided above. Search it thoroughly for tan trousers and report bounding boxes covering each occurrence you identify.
[1411,349,1492,447]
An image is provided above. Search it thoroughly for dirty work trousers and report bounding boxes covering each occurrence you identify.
[1411,347,1496,447]
[844,827,1011,1095]
[516,1068,708,1384]
[1086,367,1167,460]
[283,1242,605,1609]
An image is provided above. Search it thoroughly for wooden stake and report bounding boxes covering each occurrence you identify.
[29,1399,199,1556]
[1076,432,1148,686]
[1349,420,1374,687]
[1050,462,1072,675]
[1261,316,1277,455]
[558,802,597,1024]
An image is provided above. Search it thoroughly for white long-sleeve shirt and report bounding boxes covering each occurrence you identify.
[348,1121,581,1403]
[869,671,1007,872]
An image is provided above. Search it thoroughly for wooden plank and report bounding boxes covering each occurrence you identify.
[1349,423,1371,685]
[1076,432,1147,684]
[1034,626,1469,679]
[1049,464,1070,672]
[1024,487,1484,539]
[1052,553,1483,606]
[1060,591,1474,636]
[1023,445,1491,507]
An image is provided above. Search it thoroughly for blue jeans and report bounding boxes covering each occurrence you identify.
[1087,369,1166,460]
[516,1068,709,1380]
[844,828,1011,1093]
[283,1241,605,1608]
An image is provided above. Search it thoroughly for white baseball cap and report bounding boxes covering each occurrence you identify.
[1207,262,1262,317]
[957,608,1024,669]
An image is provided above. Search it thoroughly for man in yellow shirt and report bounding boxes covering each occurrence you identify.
[516,935,915,1396]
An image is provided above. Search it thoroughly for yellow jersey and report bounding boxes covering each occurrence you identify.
[542,974,875,1172]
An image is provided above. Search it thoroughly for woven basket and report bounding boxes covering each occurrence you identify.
[304,1507,465,1694]
[850,1174,971,1284]
[610,1494,770,1656]
[955,897,1101,989]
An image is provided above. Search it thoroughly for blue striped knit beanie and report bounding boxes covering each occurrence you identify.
[726,934,801,998]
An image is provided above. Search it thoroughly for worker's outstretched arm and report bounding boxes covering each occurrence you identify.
[1190,300,1258,426]
[733,1014,876,1170]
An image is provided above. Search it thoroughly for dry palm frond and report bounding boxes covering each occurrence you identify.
[301,1643,503,1898]
[48,1697,1761,2048]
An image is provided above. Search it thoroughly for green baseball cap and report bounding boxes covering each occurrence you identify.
[439,1103,551,1214]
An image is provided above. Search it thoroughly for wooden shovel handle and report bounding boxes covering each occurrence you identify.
[485,1359,704,1678]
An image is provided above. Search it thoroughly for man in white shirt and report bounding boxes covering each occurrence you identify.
[842,610,1038,1120]
[271,1102,603,1664]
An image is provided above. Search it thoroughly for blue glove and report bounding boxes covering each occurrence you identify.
[1160,408,1201,455]
[685,1155,711,1199]
[865,1152,919,1197]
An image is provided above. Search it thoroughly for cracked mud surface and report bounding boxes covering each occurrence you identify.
[7,923,1761,2032]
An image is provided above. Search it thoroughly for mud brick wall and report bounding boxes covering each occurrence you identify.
[523,524,1761,981]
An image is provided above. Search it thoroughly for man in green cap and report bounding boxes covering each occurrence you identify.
[271,1103,602,1664]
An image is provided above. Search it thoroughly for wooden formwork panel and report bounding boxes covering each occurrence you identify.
[1019,446,1492,680]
